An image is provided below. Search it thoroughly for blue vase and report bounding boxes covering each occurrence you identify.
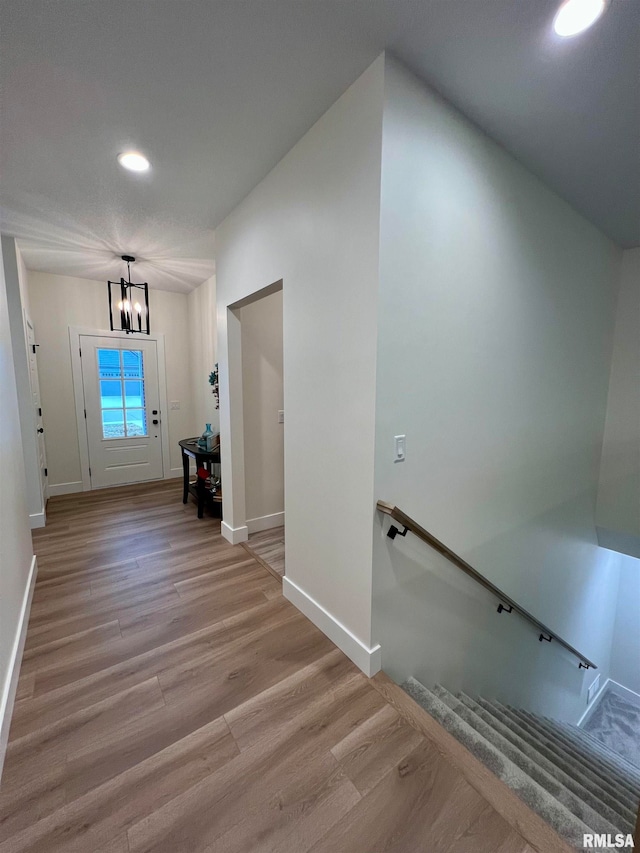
[201,423,214,452]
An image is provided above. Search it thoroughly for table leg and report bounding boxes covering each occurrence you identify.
[196,474,205,519]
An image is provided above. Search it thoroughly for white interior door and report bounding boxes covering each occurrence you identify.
[26,317,48,501]
[80,335,164,488]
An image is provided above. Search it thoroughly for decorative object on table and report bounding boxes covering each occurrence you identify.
[209,474,222,496]
[107,255,150,334]
[209,363,219,409]
[198,423,216,451]
[196,468,221,494]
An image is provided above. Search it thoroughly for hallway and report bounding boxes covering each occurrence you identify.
[1,481,534,852]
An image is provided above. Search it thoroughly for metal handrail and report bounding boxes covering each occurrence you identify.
[377,500,596,670]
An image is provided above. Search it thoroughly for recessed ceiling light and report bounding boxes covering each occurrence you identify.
[553,0,608,37]
[117,151,151,172]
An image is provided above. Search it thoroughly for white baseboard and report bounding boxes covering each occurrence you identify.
[0,555,37,781]
[221,521,249,545]
[29,510,45,529]
[246,512,285,534]
[164,467,184,480]
[48,481,83,496]
[607,678,640,710]
[282,576,381,677]
[576,677,640,728]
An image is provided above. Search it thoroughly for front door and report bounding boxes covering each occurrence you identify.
[79,335,164,488]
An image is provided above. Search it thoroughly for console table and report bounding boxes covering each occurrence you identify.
[179,438,222,519]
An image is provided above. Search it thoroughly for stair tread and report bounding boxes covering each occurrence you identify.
[503,705,640,806]
[402,678,640,851]
[557,722,640,783]
[402,678,600,850]
[515,709,640,799]
[455,692,636,827]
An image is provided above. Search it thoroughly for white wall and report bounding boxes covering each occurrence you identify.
[2,237,44,526]
[216,57,384,666]
[609,554,640,696]
[187,274,219,437]
[240,289,284,527]
[371,58,623,721]
[596,248,640,557]
[0,237,36,776]
[27,271,195,489]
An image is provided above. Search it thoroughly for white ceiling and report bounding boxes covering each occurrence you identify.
[1,0,638,293]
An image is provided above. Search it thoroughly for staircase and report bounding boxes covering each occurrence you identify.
[403,678,639,850]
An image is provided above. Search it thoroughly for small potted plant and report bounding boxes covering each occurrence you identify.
[209,363,219,409]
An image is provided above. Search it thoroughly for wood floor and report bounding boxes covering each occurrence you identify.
[242,526,285,579]
[0,480,535,852]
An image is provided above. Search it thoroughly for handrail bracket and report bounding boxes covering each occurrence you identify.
[387,524,409,540]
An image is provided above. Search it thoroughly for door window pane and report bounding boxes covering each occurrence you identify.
[124,380,144,408]
[102,409,125,438]
[100,380,123,408]
[125,409,147,436]
[98,349,121,378]
[123,350,144,378]
[97,347,148,439]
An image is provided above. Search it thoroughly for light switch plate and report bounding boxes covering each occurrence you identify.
[278,410,284,424]
[394,435,406,462]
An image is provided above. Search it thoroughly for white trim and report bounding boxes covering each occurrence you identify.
[155,335,171,484]
[221,521,249,544]
[48,481,84,496]
[577,676,609,727]
[164,467,183,480]
[576,676,640,727]
[607,678,640,710]
[282,576,381,677]
[0,555,37,781]
[221,306,247,533]
[29,510,46,529]
[68,327,169,490]
[246,511,285,534]
[69,329,92,490]
[25,312,49,505]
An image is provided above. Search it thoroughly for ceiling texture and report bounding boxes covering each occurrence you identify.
[1,0,638,292]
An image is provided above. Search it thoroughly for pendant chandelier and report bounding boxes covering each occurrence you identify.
[107,255,150,334]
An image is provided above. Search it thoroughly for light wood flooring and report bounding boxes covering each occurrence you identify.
[241,526,285,579]
[0,480,538,852]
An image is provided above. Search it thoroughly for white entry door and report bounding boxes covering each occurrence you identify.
[26,317,48,501]
[80,335,164,488]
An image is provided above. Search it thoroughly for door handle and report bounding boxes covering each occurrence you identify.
[37,428,44,434]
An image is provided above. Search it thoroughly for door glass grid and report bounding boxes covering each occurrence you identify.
[97,349,147,438]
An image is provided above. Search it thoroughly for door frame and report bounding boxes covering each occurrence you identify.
[25,313,48,504]
[69,326,171,491]
[221,279,283,544]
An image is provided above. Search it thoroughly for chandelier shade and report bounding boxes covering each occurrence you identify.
[107,255,150,334]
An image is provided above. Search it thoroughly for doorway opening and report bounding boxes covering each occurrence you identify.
[229,283,285,578]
